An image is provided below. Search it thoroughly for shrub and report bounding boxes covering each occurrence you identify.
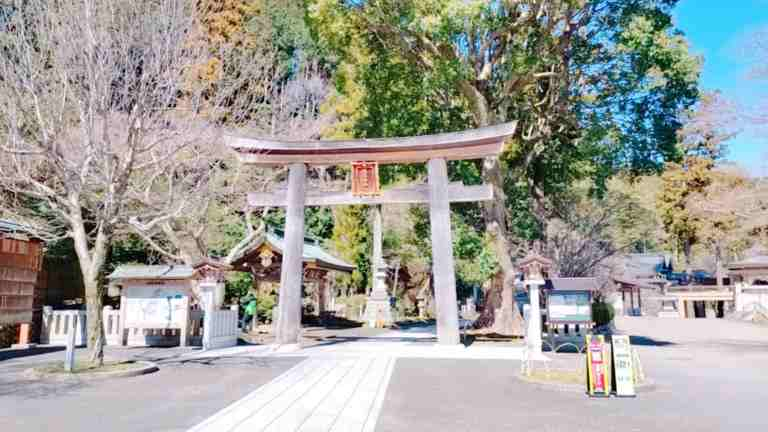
[592,301,615,327]
[256,293,276,323]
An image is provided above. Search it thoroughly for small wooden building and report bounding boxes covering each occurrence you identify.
[106,262,231,347]
[0,220,44,346]
[229,229,354,316]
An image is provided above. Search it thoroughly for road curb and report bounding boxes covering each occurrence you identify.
[516,374,656,394]
[25,361,159,381]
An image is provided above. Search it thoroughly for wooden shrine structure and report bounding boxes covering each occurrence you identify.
[229,229,354,316]
[1,220,44,346]
[227,123,515,345]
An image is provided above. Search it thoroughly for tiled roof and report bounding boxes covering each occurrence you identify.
[107,265,195,280]
[621,253,668,278]
[264,232,354,272]
[545,277,599,291]
[0,219,26,233]
[728,255,768,270]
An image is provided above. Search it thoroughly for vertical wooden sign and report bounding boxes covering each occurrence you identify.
[351,161,380,196]
[611,335,636,397]
[585,334,610,397]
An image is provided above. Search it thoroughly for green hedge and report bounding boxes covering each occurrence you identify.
[592,302,615,327]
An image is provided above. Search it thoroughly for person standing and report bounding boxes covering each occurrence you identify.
[241,296,257,331]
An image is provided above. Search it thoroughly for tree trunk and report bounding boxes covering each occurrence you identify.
[453,96,523,335]
[71,214,110,367]
[715,242,724,289]
[474,154,523,336]
[85,279,105,366]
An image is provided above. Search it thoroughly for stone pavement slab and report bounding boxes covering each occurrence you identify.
[189,356,395,432]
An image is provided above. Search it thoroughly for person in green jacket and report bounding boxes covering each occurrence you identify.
[241,296,257,330]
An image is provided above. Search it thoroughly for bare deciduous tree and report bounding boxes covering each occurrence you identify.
[127,63,334,267]
[0,0,276,365]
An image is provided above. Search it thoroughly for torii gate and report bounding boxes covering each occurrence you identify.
[227,123,514,345]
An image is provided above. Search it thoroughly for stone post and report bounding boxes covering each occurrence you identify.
[179,294,189,347]
[427,158,460,345]
[64,315,77,372]
[734,282,743,312]
[276,163,306,345]
[526,281,543,356]
[200,283,216,350]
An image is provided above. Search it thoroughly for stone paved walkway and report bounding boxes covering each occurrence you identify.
[185,324,536,432]
[188,357,395,432]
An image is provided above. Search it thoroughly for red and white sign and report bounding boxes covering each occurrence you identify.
[586,334,610,396]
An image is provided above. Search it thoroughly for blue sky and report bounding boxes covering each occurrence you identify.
[674,1,768,175]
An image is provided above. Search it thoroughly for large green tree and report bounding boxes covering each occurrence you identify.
[311,0,699,331]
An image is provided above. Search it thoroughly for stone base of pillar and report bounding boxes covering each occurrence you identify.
[364,297,394,328]
[365,269,394,328]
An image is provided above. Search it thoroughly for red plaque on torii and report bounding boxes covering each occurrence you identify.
[351,161,380,196]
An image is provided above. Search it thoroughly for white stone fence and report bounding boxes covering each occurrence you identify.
[103,306,122,345]
[40,306,234,348]
[40,308,87,346]
[736,286,768,313]
[204,309,238,350]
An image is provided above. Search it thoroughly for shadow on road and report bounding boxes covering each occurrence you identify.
[629,335,675,346]
[0,346,65,362]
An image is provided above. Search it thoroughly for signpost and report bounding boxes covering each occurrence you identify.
[547,290,592,324]
[611,335,636,397]
[585,334,610,397]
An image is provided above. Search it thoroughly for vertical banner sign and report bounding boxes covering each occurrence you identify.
[611,335,636,397]
[585,335,610,397]
[351,161,380,196]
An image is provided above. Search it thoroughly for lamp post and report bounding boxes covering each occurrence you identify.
[518,253,554,357]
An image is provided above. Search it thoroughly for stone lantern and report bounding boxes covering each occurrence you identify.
[517,253,554,356]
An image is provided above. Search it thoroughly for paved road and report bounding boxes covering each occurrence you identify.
[0,346,301,432]
[376,316,768,432]
[2,317,767,431]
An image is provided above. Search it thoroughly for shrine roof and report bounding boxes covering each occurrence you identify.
[545,277,599,292]
[612,276,659,290]
[107,265,195,281]
[0,219,41,241]
[728,255,768,271]
[229,230,355,273]
[226,122,516,165]
[0,219,23,233]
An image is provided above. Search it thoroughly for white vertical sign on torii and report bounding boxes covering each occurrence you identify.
[226,122,517,345]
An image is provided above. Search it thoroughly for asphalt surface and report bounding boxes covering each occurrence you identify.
[0,346,302,432]
[2,317,767,431]
[375,316,768,432]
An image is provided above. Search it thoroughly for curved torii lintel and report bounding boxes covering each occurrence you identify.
[226,122,516,165]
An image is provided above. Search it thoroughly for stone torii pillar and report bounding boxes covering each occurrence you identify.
[428,158,460,345]
[275,163,306,345]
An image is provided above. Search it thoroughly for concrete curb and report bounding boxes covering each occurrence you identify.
[516,374,657,394]
[25,361,159,381]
